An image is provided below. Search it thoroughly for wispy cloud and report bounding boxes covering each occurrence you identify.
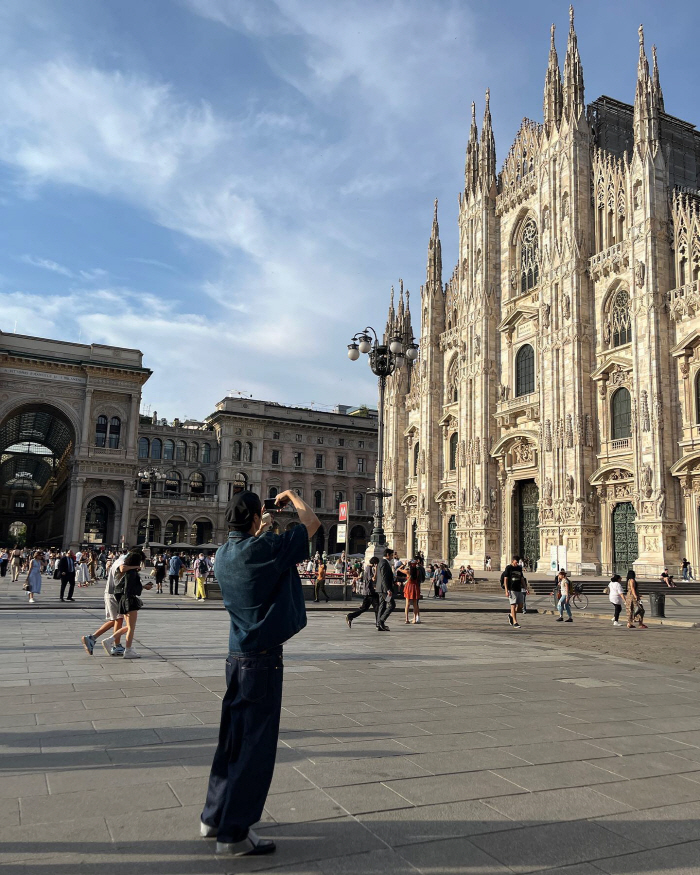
[20,254,74,277]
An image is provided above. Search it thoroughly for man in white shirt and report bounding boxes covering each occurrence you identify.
[80,551,128,656]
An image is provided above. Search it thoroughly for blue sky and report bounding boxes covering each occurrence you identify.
[0,0,697,419]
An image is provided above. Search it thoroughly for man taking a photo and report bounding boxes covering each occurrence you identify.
[200,489,320,856]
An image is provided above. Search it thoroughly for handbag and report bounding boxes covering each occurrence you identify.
[23,580,31,591]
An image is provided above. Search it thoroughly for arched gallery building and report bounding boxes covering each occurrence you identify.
[1,330,377,552]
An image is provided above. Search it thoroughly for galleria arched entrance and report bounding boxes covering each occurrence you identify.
[0,403,77,546]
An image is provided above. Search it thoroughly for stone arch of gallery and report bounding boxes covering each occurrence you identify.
[0,403,77,546]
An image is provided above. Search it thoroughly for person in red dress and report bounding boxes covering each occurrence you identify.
[401,560,422,625]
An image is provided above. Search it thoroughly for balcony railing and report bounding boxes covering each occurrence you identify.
[610,438,631,451]
[588,241,629,280]
[668,280,700,322]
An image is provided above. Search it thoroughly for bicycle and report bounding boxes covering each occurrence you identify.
[550,584,589,611]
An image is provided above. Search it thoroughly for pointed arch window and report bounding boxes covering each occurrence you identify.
[449,432,458,471]
[611,288,632,347]
[611,388,632,439]
[515,344,535,396]
[412,442,419,477]
[519,218,539,293]
[95,415,108,447]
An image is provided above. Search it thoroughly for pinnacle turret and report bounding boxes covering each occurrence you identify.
[563,5,584,121]
[634,24,661,154]
[479,88,496,189]
[543,23,563,134]
[426,198,442,291]
[652,44,665,113]
[465,101,479,193]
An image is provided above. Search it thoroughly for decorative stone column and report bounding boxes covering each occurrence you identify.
[69,477,86,548]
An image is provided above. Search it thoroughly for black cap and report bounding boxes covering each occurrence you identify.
[225,491,262,531]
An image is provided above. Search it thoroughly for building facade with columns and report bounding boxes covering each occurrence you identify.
[382,9,700,575]
[0,331,150,549]
[1,330,377,552]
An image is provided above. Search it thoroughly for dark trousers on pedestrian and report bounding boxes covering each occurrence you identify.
[314,581,329,602]
[0,560,7,577]
[60,573,75,600]
[348,593,379,623]
[202,647,284,844]
[169,574,179,595]
[613,603,622,623]
[377,594,396,627]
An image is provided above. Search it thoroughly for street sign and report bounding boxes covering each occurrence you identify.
[337,524,347,542]
[338,501,348,522]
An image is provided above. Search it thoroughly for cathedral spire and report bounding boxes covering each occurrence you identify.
[465,101,479,194]
[652,44,665,113]
[427,198,442,291]
[397,278,405,321]
[634,24,660,154]
[479,88,496,190]
[563,5,584,122]
[543,23,563,134]
[386,284,395,335]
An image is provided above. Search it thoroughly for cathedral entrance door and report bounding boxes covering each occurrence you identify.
[517,480,540,569]
[448,515,457,566]
[612,502,638,575]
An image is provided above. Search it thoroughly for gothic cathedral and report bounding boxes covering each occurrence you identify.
[382,8,700,575]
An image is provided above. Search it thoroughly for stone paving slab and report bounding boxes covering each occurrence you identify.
[2,607,700,873]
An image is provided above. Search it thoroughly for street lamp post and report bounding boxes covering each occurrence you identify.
[347,326,418,558]
[137,467,165,558]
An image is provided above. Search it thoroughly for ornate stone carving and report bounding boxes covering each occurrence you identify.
[635,259,646,287]
[545,419,552,452]
[565,414,574,448]
[562,294,571,320]
[642,464,653,498]
[544,477,553,506]
[641,390,650,432]
[511,439,534,465]
[541,303,551,329]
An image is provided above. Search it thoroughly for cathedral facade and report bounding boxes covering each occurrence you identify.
[382,9,700,576]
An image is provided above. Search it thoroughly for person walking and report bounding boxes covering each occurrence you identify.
[345,557,379,628]
[57,551,77,601]
[10,546,22,582]
[376,548,396,632]
[24,551,43,603]
[608,573,625,626]
[625,569,648,629]
[0,547,8,578]
[314,561,330,603]
[168,552,183,595]
[80,550,128,657]
[195,553,209,600]
[76,555,90,588]
[501,556,526,628]
[153,553,167,594]
[200,489,319,856]
[555,569,573,623]
[682,558,694,581]
[402,559,421,624]
[103,548,152,658]
[485,555,492,571]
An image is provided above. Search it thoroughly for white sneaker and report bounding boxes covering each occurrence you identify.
[123,647,141,659]
[414,616,421,624]
[613,621,621,626]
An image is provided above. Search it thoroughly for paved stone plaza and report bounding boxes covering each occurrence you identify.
[3,606,700,874]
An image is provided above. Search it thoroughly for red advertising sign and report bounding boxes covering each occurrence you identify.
[338,501,348,522]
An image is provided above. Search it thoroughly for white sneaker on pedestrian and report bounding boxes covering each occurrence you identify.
[414,616,421,624]
[123,647,141,659]
[216,828,275,856]
[613,621,621,626]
